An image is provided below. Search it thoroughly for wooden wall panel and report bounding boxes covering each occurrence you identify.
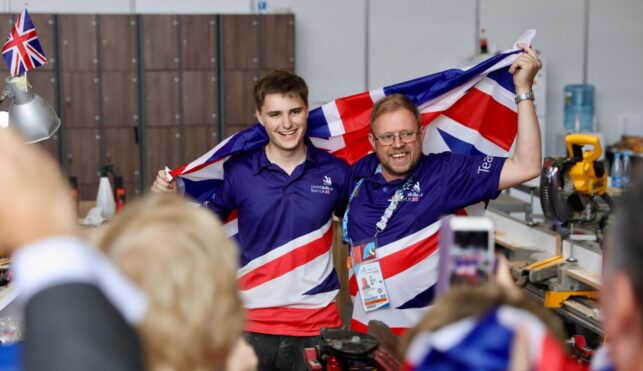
[142,15,178,70]
[103,71,138,127]
[183,125,217,164]
[29,14,56,71]
[0,14,13,39]
[65,127,100,198]
[62,71,99,128]
[260,14,295,71]
[223,15,258,70]
[145,126,181,186]
[100,15,137,71]
[183,70,217,126]
[60,15,98,71]
[104,127,140,192]
[224,70,257,135]
[144,71,180,127]
[181,15,217,71]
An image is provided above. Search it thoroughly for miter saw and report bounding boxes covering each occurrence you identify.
[540,134,613,236]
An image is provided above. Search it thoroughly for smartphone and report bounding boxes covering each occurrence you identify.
[436,216,495,297]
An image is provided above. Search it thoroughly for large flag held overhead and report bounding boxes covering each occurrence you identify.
[2,8,48,77]
[170,30,537,232]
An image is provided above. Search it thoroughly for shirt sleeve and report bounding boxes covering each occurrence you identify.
[204,162,237,221]
[437,153,506,212]
[333,161,351,218]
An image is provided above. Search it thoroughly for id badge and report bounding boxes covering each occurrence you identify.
[350,238,378,268]
[355,261,390,312]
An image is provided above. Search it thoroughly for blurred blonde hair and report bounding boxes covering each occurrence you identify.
[91,194,243,371]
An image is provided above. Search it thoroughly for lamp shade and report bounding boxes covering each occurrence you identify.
[5,75,60,143]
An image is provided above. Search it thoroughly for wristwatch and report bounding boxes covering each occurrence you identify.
[514,90,535,104]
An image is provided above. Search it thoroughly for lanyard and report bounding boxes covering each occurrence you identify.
[342,164,415,244]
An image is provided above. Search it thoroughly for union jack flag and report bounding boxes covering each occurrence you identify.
[2,8,48,77]
[169,30,537,234]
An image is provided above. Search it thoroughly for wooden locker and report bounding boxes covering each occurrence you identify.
[143,71,180,127]
[142,15,178,71]
[223,15,259,70]
[181,15,217,71]
[104,127,140,194]
[183,125,217,164]
[223,69,257,137]
[29,14,56,71]
[59,15,98,71]
[99,15,138,71]
[62,71,99,128]
[0,14,13,40]
[65,127,101,199]
[182,70,217,126]
[145,126,181,186]
[260,14,295,71]
[102,71,139,127]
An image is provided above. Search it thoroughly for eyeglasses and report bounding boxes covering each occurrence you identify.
[373,130,418,146]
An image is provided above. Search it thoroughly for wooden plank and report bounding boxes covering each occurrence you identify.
[183,70,217,126]
[223,15,258,70]
[64,128,101,196]
[99,15,138,71]
[566,267,601,289]
[223,69,257,134]
[143,71,180,127]
[60,15,98,71]
[260,14,295,70]
[102,71,139,127]
[62,71,99,128]
[181,15,217,71]
[142,15,178,70]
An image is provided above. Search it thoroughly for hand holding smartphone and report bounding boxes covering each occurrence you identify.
[436,216,495,297]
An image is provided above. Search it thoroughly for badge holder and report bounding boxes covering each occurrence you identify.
[350,238,390,312]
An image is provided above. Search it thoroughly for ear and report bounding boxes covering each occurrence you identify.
[368,132,376,149]
[419,124,427,142]
[255,109,264,126]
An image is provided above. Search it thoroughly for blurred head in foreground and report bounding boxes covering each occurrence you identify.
[600,174,643,371]
[401,283,574,371]
[91,194,243,370]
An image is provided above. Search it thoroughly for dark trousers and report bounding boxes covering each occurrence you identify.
[244,332,320,371]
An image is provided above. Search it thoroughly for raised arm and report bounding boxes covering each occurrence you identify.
[498,43,542,190]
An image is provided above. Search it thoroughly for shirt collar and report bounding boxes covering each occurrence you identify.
[355,153,427,184]
[251,137,319,175]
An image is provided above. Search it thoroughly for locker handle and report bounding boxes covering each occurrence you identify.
[134,126,139,144]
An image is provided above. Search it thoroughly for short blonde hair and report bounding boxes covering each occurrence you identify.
[91,194,243,371]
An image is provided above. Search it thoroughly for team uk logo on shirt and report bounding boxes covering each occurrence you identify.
[405,181,423,202]
[311,175,333,194]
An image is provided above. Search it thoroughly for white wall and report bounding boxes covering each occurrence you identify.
[8,0,643,155]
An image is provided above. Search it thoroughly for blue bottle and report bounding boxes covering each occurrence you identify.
[611,152,623,188]
[622,150,632,188]
[564,84,595,132]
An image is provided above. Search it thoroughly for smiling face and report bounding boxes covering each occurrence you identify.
[256,92,308,155]
[368,107,424,182]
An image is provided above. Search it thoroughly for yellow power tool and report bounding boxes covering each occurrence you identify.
[540,134,611,225]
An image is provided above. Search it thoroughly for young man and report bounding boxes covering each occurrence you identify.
[342,43,542,334]
[152,70,350,371]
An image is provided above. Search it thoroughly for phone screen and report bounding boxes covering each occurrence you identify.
[449,230,492,286]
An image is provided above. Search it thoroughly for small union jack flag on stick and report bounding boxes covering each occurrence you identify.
[2,8,48,77]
